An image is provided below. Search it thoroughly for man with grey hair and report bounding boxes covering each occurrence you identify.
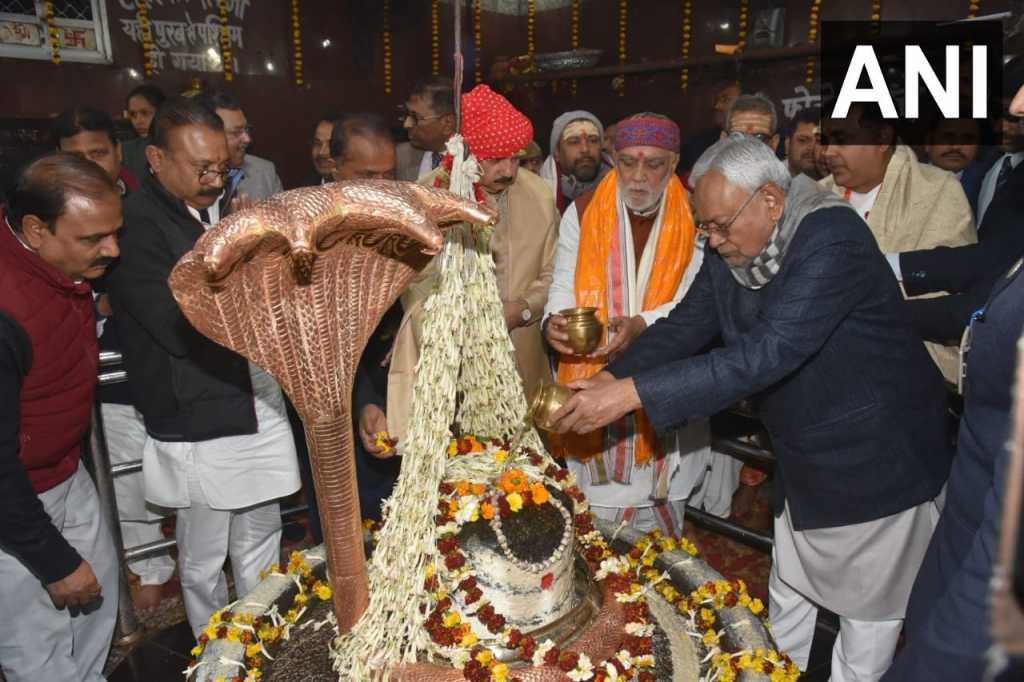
[549,134,953,682]
[723,93,780,152]
[539,110,612,212]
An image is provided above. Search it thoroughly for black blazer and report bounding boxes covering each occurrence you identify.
[901,161,1024,341]
[107,173,257,442]
[608,206,952,531]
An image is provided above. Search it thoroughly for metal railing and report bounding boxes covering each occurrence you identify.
[89,351,312,644]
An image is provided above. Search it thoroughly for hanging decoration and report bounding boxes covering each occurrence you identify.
[527,0,536,60]
[136,0,154,76]
[218,0,233,81]
[570,0,580,95]
[967,0,981,18]
[616,0,627,96]
[680,0,692,90]
[871,0,882,33]
[473,0,483,84]
[806,0,821,86]
[44,0,60,65]
[738,0,749,52]
[291,0,304,86]
[431,0,441,76]
[382,0,393,94]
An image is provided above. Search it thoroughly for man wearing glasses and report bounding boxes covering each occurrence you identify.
[107,97,299,636]
[723,93,780,152]
[549,134,953,682]
[197,90,283,202]
[395,76,457,181]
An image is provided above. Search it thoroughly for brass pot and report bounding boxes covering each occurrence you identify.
[560,307,603,355]
[528,382,574,430]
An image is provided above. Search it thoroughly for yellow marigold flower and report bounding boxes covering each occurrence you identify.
[471,483,486,496]
[770,670,788,682]
[246,643,263,658]
[204,624,219,639]
[257,623,280,642]
[470,506,480,522]
[443,611,461,628]
[313,581,332,600]
[460,629,477,647]
[530,482,549,504]
[448,440,458,457]
[749,598,765,615]
[641,552,656,566]
[739,653,754,668]
[374,431,394,453]
[702,629,719,646]
[491,662,509,681]
[661,585,679,601]
[226,627,241,642]
[456,480,471,497]
[232,612,254,625]
[294,592,309,606]
[475,649,493,665]
[506,492,524,512]
[719,669,737,682]
[286,608,299,623]
[362,519,375,529]
[661,537,678,551]
[649,529,664,539]
[215,677,227,682]
[191,644,204,657]
[209,609,224,624]
[494,449,508,463]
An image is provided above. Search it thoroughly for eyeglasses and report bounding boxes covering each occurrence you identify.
[696,185,764,239]
[226,125,254,138]
[195,166,232,183]
[746,132,774,144]
[398,105,444,126]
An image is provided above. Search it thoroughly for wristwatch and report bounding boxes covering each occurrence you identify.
[520,302,533,323]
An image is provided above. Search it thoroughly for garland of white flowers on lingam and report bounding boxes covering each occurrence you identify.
[330,135,554,679]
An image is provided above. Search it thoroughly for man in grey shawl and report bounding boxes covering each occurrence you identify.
[539,110,612,213]
[549,134,953,682]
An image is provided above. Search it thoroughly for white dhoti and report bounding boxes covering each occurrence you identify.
[0,464,118,682]
[768,497,942,682]
[101,402,175,586]
[142,365,300,635]
[572,419,712,536]
[687,448,744,518]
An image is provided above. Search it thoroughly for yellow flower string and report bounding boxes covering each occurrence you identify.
[291,0,304,86]
[806,0,822,86]
[967,0,981,17]
[617,0,627,96]
[44,0,59,65]
[431,0,441,75]
[137,0,154,76]
[680,0,692,90]
[527,0,536,59]
[570,0,580,94]
[473,0,483,84]
[738,0,750,52]
[218,0,233,81]
[382,0,392,94]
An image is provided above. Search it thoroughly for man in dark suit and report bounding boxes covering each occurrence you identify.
[923,116,997,219]
[550,135,952,681]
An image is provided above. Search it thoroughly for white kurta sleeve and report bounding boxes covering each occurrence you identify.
[543,202,582,323]
[637,239,706,327]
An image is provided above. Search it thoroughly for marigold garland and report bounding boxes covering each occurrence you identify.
[44,0,59,65]
[382,0,393,94]
[291,0,304,86]
[737,0,750,52]
[526,0,536,59]
[218,0,233,81]
[680,0,692,91]
[136,0,154,76]
[431,0,441,75]
[871,0,882,33]
[616,0,628,96]
[806,0,822,86]
[570,0,580,95]
[967,0,981,18]
[473,0,483,85]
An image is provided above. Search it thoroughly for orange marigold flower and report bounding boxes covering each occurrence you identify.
[471,483,487,496]
[455,480,471,497]
[530,482,549,504]
[499,469,530,494]
[468,436,485,453]
[481,502,496,519]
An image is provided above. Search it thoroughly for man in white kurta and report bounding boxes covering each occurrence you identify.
[544,113,710,535]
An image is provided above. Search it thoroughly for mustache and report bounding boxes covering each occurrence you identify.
[494,176,515,185]
[90,256,115,269]
[198,188,222,197]
[941,150,966,159]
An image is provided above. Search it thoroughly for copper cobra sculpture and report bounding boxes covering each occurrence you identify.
[168,181,496,632]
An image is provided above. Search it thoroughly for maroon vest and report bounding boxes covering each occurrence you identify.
[0,220,97,492]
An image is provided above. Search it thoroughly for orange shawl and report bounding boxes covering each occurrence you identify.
[555,169,695,466]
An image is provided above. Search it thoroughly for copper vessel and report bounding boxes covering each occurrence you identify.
[528,381,574,430]
[560,307,603,354]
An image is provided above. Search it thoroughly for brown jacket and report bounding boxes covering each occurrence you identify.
[386,168,559,440]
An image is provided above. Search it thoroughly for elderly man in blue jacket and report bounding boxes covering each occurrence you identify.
[550,134,953,682]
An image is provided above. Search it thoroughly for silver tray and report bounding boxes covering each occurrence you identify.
[532,48,603,72]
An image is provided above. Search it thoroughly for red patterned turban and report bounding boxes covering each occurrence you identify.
[461,85,534,160]
[615,115,681,153]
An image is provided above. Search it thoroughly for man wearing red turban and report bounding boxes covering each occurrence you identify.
[357,86,559,450]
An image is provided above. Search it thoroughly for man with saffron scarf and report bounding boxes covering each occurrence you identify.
[549,135,952,681]
[543,113,710,535]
